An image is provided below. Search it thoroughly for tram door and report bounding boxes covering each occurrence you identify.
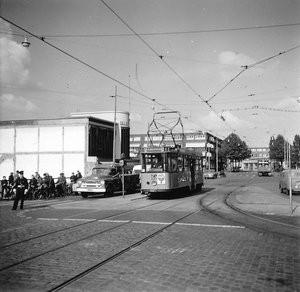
[190,158,195,190]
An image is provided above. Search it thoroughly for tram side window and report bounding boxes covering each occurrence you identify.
[168,153,178,172]
[178,155,183,172]
[196,158,202,174]
[184,157,190,171]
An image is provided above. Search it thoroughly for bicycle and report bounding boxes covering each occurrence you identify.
[4,185,15,200]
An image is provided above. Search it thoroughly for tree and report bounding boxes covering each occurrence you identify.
[292,134,300,168]
[269,134,285,164]
[219,133,251,167]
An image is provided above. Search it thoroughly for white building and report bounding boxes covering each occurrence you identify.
[0,111,130,178]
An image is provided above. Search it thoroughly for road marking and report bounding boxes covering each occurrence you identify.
[98,219,130,223]
[63,218,96,221]
[132,221,169,225]
[176,222,245,228]
[34,218,245,228]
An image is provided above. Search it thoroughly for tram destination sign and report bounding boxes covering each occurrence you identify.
[142,146,178,152]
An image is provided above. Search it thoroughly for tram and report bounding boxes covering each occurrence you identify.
[140,111,205,198]
[140,145,204,198]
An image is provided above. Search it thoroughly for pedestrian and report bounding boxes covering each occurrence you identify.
[28,175,38,200]
[13,170,20,182]
[8,172,14,185]
[1,176,8,199]
[41,173,50,198]
[12,171,28,210]
[35,172,43,186]
[48,174,55,196]
[55,173,66,196]
[76,170,82,181]
[69,172,77,193]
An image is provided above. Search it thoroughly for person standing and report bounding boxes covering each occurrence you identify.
[8,172,14,185]
[69,172,77,194]
[12,171,28,210]
[76,170,82,181]
[1,176,8,199]
[55,173,66,196]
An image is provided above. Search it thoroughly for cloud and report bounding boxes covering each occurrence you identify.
[130,113,143,122]
[0,93,37,115]
[0,19,37,118]
[218,51,263,82]
[0,21,31,85]
[197,110,253,133]
[273,96,300,110]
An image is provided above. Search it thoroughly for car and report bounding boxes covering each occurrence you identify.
[279,169,300,195]
[204,170,218,179]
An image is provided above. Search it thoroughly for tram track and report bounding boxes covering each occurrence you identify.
[0,194,208,292]
[1,189,206,249]
[0,196,166,249]
[0,194,201,272]
[199,182,300,240]
[48,209,200,292]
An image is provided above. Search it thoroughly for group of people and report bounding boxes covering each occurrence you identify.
[0,170,82,210]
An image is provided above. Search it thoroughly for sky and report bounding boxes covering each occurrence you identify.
[0,0,299,147]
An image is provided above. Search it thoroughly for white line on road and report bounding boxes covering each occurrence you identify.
[35,218,245,228]
[176,222,245,228]
[98,219,130,223]
[63,218,96,221]
[132,221,169,225]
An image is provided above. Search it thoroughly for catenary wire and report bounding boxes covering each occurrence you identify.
[2,22,299,38]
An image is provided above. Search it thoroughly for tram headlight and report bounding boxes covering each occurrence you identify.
[152,181,157,186]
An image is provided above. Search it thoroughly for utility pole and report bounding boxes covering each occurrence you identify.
[216,139,218,173]
[288,143,293,214]
[112,86,117,163]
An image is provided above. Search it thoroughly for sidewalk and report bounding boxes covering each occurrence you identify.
[229,185,300,216]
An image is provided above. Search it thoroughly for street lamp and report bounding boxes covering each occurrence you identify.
[22,36,30,47]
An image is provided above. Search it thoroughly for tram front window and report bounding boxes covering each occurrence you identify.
[142,153,166,172]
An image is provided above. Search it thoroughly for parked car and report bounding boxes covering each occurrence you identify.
[279,169,300,195]
[204,170,218,179]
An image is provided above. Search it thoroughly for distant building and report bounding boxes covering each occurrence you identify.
[241,147,270,171]
[130,131,223,171]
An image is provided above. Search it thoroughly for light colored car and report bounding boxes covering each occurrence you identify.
[279,169,300,195]
[204,170,217,179]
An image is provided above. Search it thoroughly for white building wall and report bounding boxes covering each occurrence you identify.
[0,125,86,179]
[16,128,39,152]
[0,128,14,153]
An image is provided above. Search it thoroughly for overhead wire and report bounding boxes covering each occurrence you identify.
[2,22,299,38]
[100,0,239,137]
[1,11,298,141]
[0,16,173,113]
[205,44,300,103]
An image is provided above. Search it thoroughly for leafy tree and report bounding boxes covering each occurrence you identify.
[219,133,251,166]
[269,134,285,164]
[292,134,300,168]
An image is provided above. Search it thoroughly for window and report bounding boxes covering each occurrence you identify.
[88,125,113,159]
[142,153,166,172]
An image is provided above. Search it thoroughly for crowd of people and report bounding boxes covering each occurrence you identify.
[0,170,82,210]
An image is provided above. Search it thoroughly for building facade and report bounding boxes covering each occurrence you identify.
[130,131,223,171]
[0,111,130,178]
[241,147,270,171]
